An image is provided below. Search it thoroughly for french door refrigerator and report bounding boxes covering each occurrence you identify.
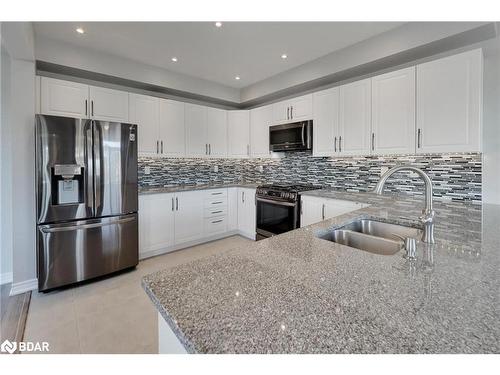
[35,114,138,292]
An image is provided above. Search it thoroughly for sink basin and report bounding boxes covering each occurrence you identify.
[341,219,422,241]
[317,219,421,256]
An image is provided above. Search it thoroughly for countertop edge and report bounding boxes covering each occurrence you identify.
[138,183,259,195]
[141,279,198,354]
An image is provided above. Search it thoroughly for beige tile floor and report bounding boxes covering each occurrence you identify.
[24,235,252,354]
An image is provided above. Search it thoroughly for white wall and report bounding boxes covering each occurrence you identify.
[35,35,241,104]
[481,36,500,205]
[1,22,37,294]
[0,43,14,285]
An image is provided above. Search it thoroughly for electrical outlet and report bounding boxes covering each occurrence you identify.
[380,166,389,176]
[213,165,219,173]
[144,166,151,175]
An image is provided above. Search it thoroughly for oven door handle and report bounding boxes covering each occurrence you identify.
[256,197,297,207]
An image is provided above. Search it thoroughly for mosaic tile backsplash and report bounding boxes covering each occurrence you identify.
[138,152,482,202]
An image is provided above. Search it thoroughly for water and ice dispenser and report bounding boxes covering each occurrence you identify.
[52,164,84,205]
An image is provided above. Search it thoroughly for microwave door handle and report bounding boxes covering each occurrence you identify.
[301,123,305,146]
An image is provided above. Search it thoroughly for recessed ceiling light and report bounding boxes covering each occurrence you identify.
[215,22,222,28]
[281,54,288,59]
[171,57,178,62]
[235,76,240,80]
[76,27,85,34]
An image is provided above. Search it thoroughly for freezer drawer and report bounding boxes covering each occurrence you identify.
[37,213,138,291]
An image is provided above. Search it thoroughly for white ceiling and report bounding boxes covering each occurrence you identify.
[33,22,404,89]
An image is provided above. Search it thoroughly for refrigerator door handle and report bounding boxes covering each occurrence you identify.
[93,121,102,214]
[85,121,95,216]
[40,216,135,233]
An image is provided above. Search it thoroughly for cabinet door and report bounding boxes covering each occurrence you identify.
[416,49,482,153]
[227,187,238,231]
[160,99,185,157]
[174,191,205,244]
[129,93,160,155]
[300,197,324,227]
[206,107,227,157]
[272,100,290,124]
[289,94,312,122]
[313,88,339,156]
[250,105,273,158]
[89,86,129,122]
[227,111,250,158]
[324,199,366,219]
[139,194,175,257]
[40,77,89,118]
[339,79,371,156]
[185,104,208,157]
[237,188,256,237]
[372,67,416,155]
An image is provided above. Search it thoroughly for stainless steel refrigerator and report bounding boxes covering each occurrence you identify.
[35,114,138,292]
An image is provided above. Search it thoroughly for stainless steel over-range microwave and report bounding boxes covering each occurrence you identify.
[269,120,312,152]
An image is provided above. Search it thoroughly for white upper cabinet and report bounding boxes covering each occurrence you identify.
[160,99,185,157]
[185,103,208,157]
[206,107,228,157]
[371,67,416,155]
[40,77,128,122]
[312,87,340,156]
[338,78,372,155]
[129,93,160,155]
[89,86,129,122]
[250,105,273,158]
[416,49,482,153]
[40,77,89,118]
[273,94,312,124]
[227,110,250,158]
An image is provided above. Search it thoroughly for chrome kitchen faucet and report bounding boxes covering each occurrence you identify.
[374,166,435,244]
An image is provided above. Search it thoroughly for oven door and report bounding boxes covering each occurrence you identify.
[256,197,299,239]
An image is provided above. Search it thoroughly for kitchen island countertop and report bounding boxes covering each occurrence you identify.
[142,189,500,353]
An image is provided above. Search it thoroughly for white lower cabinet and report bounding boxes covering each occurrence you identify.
[139,187,256,259]
[237,188,256,239]
[139,193,175,258]
[300,196,368,227]
[174,191,205,244]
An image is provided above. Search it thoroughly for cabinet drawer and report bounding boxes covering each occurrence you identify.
[204,206,228,218]
[204,189,228,199]
[204,197,228,208]
[204,216,227,236]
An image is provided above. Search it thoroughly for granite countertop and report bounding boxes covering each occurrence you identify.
[142,189,500,353]
[138,182,259,195]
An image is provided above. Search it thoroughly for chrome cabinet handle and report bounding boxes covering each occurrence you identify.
[91,100,94,117]
[417,129,421,148]
[334,136,337,152]
[211,192,223,195]
[339,136,342,152]
[242,191,245,203]
[212,219,223,224]
[209,144,211,155]
[205,144,208,155]
[211,201,223,204]
[176,197,179,211]
[211,210,223,214]
[171,197,174,211]
[371,133,375,151]
[287,107,290,120]
[156,140,159,154]
[301,123,305,146]
[85,99,88,116]
[161,140,163,154]
[322,204,325,220]
[300,199,303,215]
[290,106,293,119]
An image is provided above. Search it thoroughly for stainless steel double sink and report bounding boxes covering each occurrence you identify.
[317,218,422,256]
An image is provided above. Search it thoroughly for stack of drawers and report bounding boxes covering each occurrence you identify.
[203,189,228,235]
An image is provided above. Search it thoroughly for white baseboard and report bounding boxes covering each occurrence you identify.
[10,278,38,296]
[0,272,13,285]
[139,229,245,260]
